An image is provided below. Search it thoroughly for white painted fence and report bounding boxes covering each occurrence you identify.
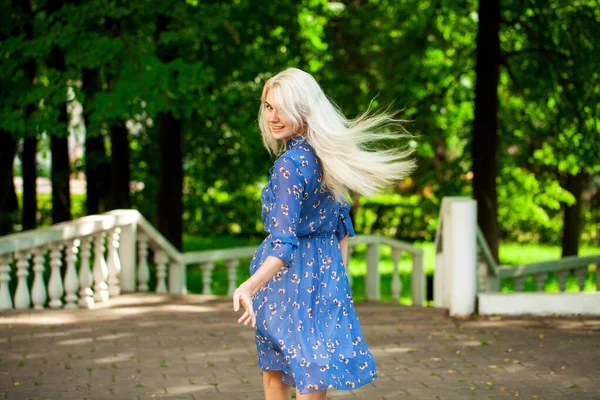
[0,210,425,310]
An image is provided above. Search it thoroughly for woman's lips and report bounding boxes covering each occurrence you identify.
[271,126,284,133]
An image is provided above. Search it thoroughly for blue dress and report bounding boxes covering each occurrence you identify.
[249,135,378,394]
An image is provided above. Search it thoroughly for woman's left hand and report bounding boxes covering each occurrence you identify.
[232,283,256,328]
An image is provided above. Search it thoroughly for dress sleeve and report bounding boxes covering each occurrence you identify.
[265,157,306,268]
[335,200,355,241]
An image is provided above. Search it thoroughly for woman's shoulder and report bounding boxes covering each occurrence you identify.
[272,143,321,186]
[277,140,319,168]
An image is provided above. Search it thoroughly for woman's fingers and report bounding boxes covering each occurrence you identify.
[237,309,249,323]
[233,286,255,328]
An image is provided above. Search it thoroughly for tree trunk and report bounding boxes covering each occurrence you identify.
[18,0,38,230]
[109,124,131,209]
[84,133,110,214]
[157,112,183,250]
[50,134,71,223]
[471,0,501,262]
[155,14,183,250]
[22,135,37,230]
[82,68,110,215]
[561,172,585,257]
[0,132,19,235]
[47,0,71,224]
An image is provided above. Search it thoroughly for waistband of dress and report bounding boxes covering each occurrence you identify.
[297,233,336,239]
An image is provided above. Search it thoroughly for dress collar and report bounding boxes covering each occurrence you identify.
[285,135,306,151]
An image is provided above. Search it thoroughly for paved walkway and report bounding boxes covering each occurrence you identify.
[0,294,598,399]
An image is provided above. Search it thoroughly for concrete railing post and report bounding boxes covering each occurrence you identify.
[119,223,137,292]
[366,243,380,302]
[434,197,477,317]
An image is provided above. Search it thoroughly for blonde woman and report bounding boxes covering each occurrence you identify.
[233,68,415,399]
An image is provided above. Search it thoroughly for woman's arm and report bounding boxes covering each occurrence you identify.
[242,256,285,295]
[233,256,285,328]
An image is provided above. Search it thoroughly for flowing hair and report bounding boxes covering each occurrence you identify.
[258,67,416,202]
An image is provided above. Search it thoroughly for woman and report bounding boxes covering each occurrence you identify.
[233,68,415,399]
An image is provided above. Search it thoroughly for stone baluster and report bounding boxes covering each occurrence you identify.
[14,251,31,309]
[154,250,168,294]
[226,259,239,296]
[107,228,122,297]
[93,232,109,303]
[0,253,13,310]
[557,271,567,292]
[48,243,64,308]
[575,268,586,292]
[366,243,380,302]
[78,236,94,308]
[137,233,150,292]
[346,246,354,288]
[63,239,80,309]
[391,247,402,304]
[31,248,47,310]
[201,262,214,295]
[411,251,426,306]
[514,276,525,292]
[535,273,547,292]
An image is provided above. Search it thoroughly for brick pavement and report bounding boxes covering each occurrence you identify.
[0,294,598,399]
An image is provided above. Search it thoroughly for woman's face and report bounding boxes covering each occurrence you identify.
[264,89,299,142]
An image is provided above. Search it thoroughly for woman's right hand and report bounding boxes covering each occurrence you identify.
[232,282,256,328]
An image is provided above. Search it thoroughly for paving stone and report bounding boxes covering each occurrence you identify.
[1,294,599,399]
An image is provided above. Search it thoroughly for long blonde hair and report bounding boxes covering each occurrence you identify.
[258,67,416,202]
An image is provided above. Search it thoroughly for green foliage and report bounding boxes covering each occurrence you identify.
[1,0,599,247]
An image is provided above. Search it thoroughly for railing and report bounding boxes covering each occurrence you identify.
[0,209,425,310]
[476,227,600,293]
[0,210,185,310]
[183,234,425,306]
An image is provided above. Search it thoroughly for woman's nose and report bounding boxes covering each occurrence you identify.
[268,111,279,122]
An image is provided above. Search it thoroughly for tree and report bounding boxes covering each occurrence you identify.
[472,0,501,261]
[47,0,71,223]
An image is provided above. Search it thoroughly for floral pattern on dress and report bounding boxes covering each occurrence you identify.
[249,135,378,394]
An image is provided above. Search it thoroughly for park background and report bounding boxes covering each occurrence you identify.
[1,0,599,302]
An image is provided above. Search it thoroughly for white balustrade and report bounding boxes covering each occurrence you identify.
[118,223,137,292]
[391,248,402,303]
[64,239,80,309]
[48,243,64,308]
[154,250,168,294]
[201,262,214,295]
[31,248,47,309]
[169,261,186,295]
[14,251,31,309]
[226,259,239,296]
[137,233,150,292]
[78,236,94,308]
[366,243,380,302]
[558,271,567,292]
[0,208,444,313]
[0,253,13,310]
[575,268,586,291]
[514,276,525,292]
[411,251,425,306]
[107,228,122,296]
[536,273,547,292]
[93,232,109,303]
